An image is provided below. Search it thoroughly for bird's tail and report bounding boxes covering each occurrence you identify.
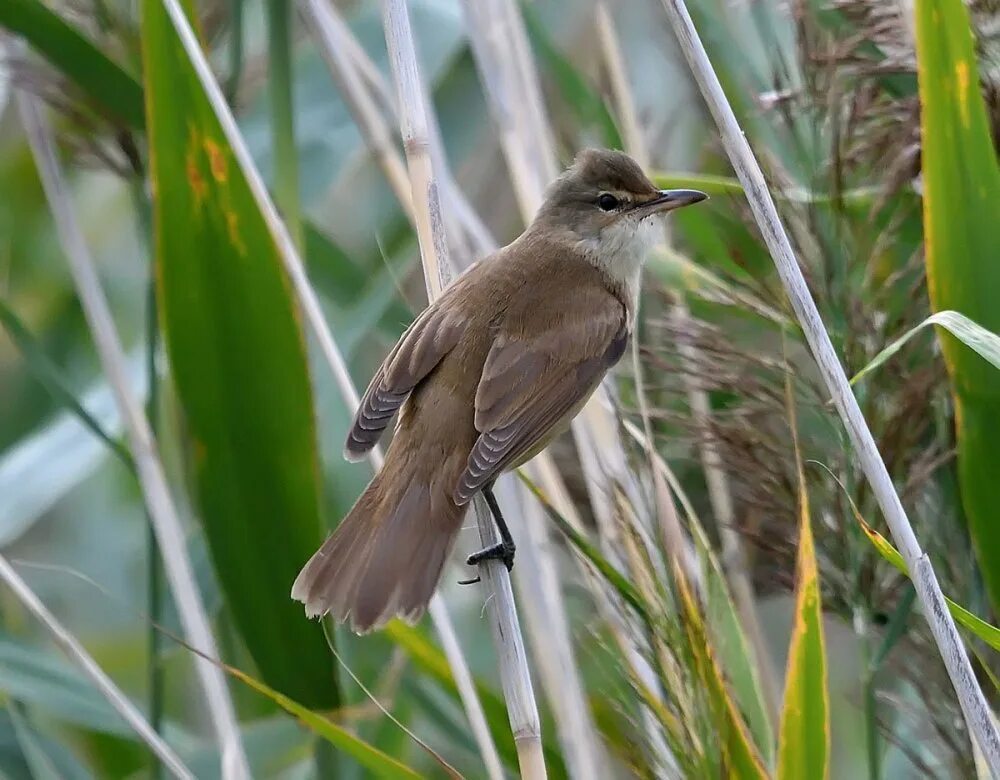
[291,449,466,633]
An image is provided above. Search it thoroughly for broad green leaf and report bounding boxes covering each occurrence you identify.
[917,0,1000,612]
[851,310,1000,385]
[141,0,336,706]
[0,0,144,128]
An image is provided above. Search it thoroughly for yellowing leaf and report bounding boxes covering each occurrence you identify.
[778,377,829,780]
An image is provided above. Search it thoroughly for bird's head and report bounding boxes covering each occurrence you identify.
[533,148,707,276]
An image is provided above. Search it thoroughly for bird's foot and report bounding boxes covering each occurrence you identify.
[458,540,516,585]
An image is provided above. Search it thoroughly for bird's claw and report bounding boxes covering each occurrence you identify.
[458,540,516,585]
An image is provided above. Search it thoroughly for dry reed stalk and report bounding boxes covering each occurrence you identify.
[301,2,600,771]
[335,3,604,774]
[145,2,503,774]
[660,0,1000,769]
[16,87,250,779]
[380,1,544,775]
[298,0,414,220]
[298,0,493,264]
[0,553,193,779]
[460,2,686,773]
[594,0,780,723]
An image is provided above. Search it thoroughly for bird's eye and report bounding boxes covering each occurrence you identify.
[597,193,620,211]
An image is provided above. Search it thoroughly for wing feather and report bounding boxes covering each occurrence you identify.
[344,303,466,461]
[453,293,627,504]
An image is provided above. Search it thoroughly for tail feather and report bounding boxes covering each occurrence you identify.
[291,461,465,634]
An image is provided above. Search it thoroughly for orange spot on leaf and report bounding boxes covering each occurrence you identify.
[226,210,246,255]
[203,138,228,182]
[956,60,971,128]
[186,155,208,204]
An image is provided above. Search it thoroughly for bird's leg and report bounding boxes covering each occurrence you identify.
[459,483,517,585]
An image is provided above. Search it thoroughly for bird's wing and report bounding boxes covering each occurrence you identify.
[344,299,467,461]
[453,293,627,504]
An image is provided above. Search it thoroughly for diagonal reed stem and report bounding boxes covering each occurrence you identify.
[379,1,543,775]
[660,0,1000,770]
[0,553,194,780]
[15,87,249,779]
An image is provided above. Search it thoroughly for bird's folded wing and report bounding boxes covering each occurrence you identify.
[453,297,627,504]
[344,300,466,461]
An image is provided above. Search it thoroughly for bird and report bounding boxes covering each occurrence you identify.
[291,148,707,633]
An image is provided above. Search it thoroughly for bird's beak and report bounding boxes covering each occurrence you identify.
[634,188,709,217]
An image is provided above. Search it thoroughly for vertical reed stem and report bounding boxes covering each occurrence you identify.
[380,2,544,775]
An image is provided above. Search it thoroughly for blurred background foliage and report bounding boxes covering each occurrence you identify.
[1,0,1000,777]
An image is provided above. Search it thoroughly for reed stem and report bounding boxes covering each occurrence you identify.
[660,0,1000,769]
[380,2,543,775]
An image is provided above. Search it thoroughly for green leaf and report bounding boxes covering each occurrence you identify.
[851,310,1000,386]
[141,0,337,706]
[518,476,649,619]
[779,393,829,780]
[0,299,133,471]
[0,0,145,128]
[857,518,1000,654]
[917,0,1000,613]
[0,638,132,737]
[220,664,422,779]
[673,560,770,779]
[693,527,776,767]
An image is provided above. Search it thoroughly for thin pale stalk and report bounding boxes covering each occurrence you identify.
[144,0,501,772]
[299,0,493,262]
[311,4,608,772]
[15,89,250,779]
[0,554,194,779]
[267,0,302,249]
[380,2,543,775]
[595,0,779,722]
[298,0,414,221]
[660,0,1000,768]
[375,2,606,771]
[460,3,668,773]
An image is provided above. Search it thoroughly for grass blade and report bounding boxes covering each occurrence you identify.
[778,381,830,780]
[851,310,1000,386]
[141,0,337,707]
[2,0,144,127]
[858,518,1000,653]
[0,555,192,778]
[0,298,133,470]
[221,665,423,780]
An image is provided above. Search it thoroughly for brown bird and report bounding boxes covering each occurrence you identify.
[292,148,706,632]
